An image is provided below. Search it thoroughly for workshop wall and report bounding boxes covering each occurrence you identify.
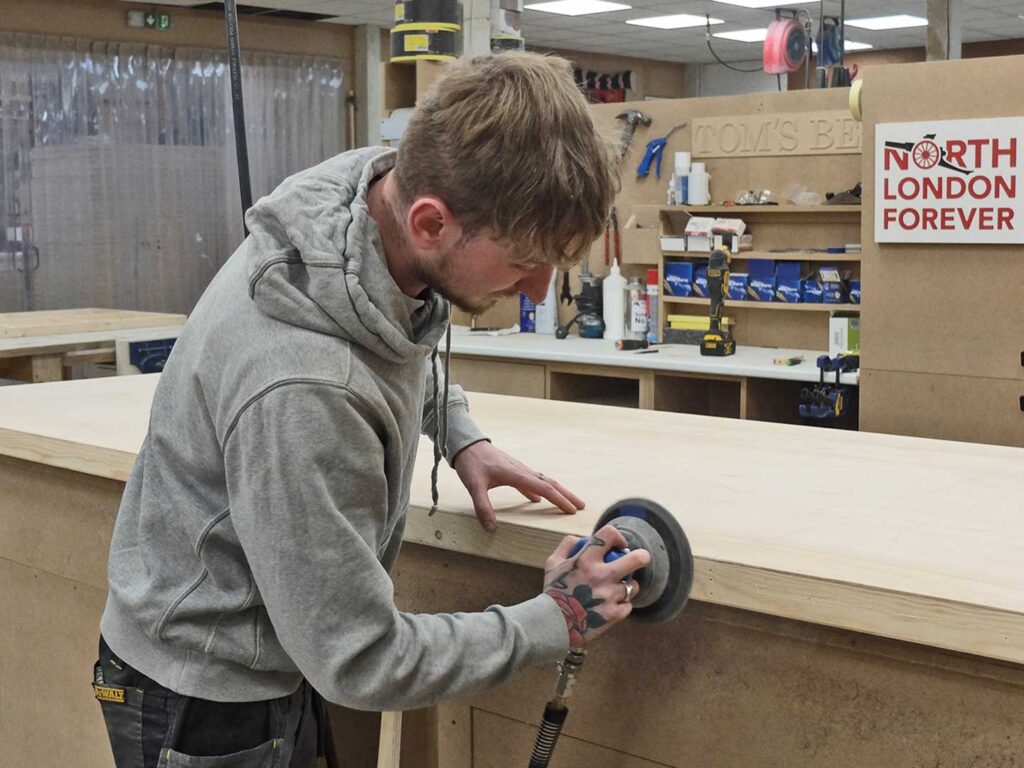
[696,60,787,97]
[529,46,688,99]
[0,2,351,314]
[789,38,1024,91]
[0,0,355,64]
[858,55,1024,447]
[455,87,862,353]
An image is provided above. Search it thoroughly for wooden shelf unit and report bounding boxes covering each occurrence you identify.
[663,296,860,312]
[663,250,862,262]
[651,204,863,216]
[647,204,863,346]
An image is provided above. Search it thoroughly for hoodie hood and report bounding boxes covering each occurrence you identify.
[244,147,448,363]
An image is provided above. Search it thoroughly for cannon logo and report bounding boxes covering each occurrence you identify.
[875,118,1024,244]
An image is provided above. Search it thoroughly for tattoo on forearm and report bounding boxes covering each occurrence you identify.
[547,586,606,645]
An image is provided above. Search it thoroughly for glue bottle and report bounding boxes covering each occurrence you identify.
[602,261,626,343]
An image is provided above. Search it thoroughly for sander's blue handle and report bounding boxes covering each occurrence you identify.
[569,537,629,563]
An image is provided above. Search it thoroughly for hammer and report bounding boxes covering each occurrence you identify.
[615,109,652,159]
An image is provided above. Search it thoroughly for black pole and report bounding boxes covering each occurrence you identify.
[839,0,846,68]
[224,0,253,236]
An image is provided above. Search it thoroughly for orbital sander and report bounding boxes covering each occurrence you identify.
[528,499,694,768]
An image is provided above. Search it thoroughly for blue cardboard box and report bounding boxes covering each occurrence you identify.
[746,259,775,302]
[663,262,694,297]
[775,262,803,303]
[727,273,748,301]
[802,279,823,303]
[849,279,861,304]
[692,265,709,297]
[819,266,846,304]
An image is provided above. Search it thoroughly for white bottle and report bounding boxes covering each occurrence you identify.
[674,152,691,207]
[602,262,626,343]
[534,270,558,334]
[687,162,711,206]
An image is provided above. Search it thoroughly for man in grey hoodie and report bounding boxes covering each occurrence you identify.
[95,52,647,767]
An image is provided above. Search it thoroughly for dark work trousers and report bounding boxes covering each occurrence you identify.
[94,636,339,768]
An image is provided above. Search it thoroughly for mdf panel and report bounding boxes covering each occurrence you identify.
[448,357,546,399]
[471,710,665,768]
[0,459,395,768]
[393,544,1024,768]
[860,370,1024,448]
[859,55,1024,443]
[860,247,1024,381]
[0,456,121,589]
[0,559,112,768]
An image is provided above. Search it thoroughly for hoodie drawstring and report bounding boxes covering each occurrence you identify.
[428,318,453,516]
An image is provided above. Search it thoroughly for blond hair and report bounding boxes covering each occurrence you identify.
[394,53,618,269]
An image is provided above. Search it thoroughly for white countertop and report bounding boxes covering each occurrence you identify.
[442,326,859,385]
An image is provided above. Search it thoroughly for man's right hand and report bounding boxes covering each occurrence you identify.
[543,524,651,647]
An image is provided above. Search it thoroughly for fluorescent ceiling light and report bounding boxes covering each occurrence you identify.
[713,27,769,43]
[627,14,719,29]
[524,0,630,16]
[712,0,800,7]
[846,14,927,31]
[812,40,875,52]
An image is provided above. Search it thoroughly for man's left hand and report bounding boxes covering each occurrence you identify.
[452,441,585,532]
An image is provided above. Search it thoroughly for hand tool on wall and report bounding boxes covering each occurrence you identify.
[528,499,694,768]
[701,248,736,357]
[615,109,652,160]
[559,272,573,306]
[636,123,686,179]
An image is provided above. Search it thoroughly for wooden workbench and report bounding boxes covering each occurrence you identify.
[1,376,1022,767]
[0,308,184,382]
[442,326,858,424]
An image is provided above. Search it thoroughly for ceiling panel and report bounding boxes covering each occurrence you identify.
[117,1,1024,64]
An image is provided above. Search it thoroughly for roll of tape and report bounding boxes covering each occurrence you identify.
[393,0,461,27]
[392,21,461,32]
[390,27,459,62]
[849,79,864,122]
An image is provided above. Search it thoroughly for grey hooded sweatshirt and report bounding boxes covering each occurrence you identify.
[100,147,569,708]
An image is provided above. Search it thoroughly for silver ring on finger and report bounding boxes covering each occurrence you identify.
[537,472,545,481]
[622,580,635,603]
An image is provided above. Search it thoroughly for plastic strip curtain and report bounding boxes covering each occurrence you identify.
[0,33,345,313]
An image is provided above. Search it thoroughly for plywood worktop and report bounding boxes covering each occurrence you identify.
[0,375,1021,665]
[0,308,185,339]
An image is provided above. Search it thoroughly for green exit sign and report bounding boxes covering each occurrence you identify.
[143,12,171,30]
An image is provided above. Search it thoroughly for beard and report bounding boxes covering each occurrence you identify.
[410,248,517,316]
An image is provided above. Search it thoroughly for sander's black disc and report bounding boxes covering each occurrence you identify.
[595,498,694,623]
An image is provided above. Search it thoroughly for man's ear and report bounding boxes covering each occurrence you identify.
[406,197,461,252]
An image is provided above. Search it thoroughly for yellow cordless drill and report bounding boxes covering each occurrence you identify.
[701,247,736,357]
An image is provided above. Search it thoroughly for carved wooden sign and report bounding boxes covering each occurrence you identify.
[692,110,861,158]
